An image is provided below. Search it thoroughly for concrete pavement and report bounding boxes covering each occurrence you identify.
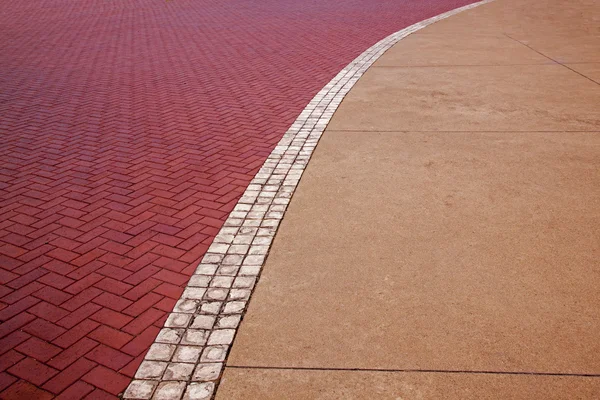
[218,0,600,398]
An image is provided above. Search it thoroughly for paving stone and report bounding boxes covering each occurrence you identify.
[164,314,192,329]
[155,329,183,345]
[210,277,234,288]
[200,302,222,315]
[181,288,206,301]
[192,363,222,381]
[182,382,214,400]
[153,381,186,400]
[191,315,216,330]
[187,276,212,288]
[135,361,168,380]
[145,344,176,362]
[173,299,200,314]
[123,380,157,400]
[207,330,236,346]
[163,363,195,381]
[229,289,251,301]
[223,302,246,314]
[200,346,228,363]
[172,346,203,363]
[181,330,209,346]
[205,289,228,301]
[233,277,256,289]
[216,315,242,329]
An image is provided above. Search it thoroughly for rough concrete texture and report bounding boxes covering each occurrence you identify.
[226,131,600,373]
[373,34,552,67]
[326,65,599,132]
[219,0,600,397]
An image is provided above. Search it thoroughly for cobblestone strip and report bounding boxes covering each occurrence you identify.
[123,1,493,399]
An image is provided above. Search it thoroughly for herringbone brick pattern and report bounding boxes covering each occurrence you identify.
[0,0,474,397]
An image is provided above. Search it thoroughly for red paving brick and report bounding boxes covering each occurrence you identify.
[0,0,475,397]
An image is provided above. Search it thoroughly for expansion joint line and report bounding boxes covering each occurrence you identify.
[227,365,600,378]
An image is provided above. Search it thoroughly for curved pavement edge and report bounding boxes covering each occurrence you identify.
[123,1,495,398]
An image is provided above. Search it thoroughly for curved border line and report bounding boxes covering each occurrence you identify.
[124,1,494,398]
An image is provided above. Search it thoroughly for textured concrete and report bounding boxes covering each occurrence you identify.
[220,0,600,397]
[326,65,600,132]
[227,131,600,373]
[373,34,551,67]
[419,0,599,37]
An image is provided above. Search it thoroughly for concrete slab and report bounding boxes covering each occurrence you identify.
[217,368,600,399]
[374,34,550,67]
[326,65,600,132]
[227,131,600,373]
[421,0,600,37]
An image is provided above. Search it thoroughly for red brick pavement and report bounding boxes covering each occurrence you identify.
[0,0,476,397]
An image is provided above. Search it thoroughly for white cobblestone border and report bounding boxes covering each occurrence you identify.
[124,1,493,399]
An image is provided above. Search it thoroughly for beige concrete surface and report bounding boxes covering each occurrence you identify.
[326,64,599,132]
[218,0,600,397]
[373,34,551,67]
[217,368,600,400]
[419,0,599,37]
[227,130,600,373]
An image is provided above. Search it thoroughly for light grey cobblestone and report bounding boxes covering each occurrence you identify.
[163,363,195,381]
[191,315,216,330]
[200,302,221,314]
[192,363,222,381]
[145,343,176,361]
[156,328,183,344]
[216,315,241,329]
[183,382,214,400]
[200,345,228,362]
[222,301,245,314]
[210,276,234,288]
[173,346,203,363]
[207,329,236,345]
[153,381,186,400]
[136,361,168,379]
[205,288,228,301]
[181,287,206,300]
[165,313,192,328]
[124,380,157,399]
[233,276,255,289]
[229,289,251,301]
[124,1,494,397]
[181,330,209,346]
[173,299,200,314]
[187,275,212,287]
